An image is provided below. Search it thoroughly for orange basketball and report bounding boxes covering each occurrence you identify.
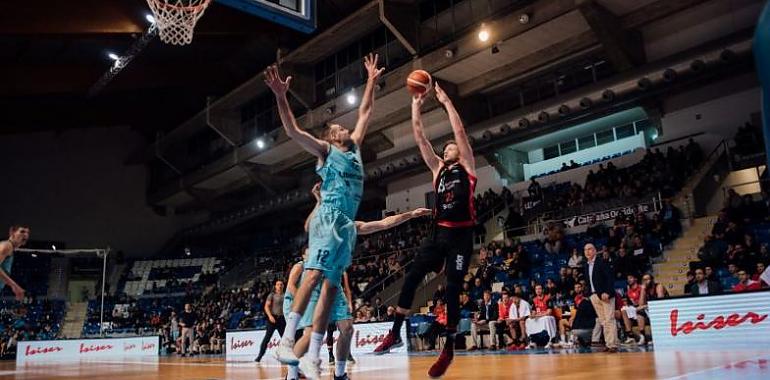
[406,70,432,96]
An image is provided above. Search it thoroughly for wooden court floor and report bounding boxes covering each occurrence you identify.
[1,348,769,380]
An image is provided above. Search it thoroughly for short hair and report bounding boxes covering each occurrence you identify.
[442,140,457,154]
[9,225,30,233]
[321,124,334,141]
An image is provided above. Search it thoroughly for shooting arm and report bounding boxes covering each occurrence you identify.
[412,98,441,175]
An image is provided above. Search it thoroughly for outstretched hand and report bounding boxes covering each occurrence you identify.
[412,91,429,108]
[364,53,385,81]
[264,65,292,96]
[434,82,450,104]
[410,208,432,218]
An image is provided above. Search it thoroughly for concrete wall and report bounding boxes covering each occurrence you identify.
[0,126,205,257]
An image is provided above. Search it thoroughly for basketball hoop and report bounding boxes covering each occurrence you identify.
[146,0,213,45]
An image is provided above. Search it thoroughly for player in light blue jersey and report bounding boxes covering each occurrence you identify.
[0,225,29,301]
[264,53,384,379]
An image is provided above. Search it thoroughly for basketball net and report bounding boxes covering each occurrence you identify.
[146,0,213,45]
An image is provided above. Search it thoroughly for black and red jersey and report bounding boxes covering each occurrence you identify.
[434,162,477,228]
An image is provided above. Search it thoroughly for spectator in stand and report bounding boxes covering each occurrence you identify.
[690,268,722,296]
[470,278,486,303]
[469,290,499,350]
[459,292,478,318]
[641,274,669,301]
[433,284,446,304]
[620,274,647,345]
[178,303,197,357]
[373,297,387,321]
[568,248,585,269]
[422,299,447,351]
[733,269,761,292]
[614,247,636,280]
[506,293,531,350]
[558,267,575,296]
[544,223,564,255]
[683,271,695,295]
[754,262,767,283]
[528,178,543,200]
[385,306,396,321]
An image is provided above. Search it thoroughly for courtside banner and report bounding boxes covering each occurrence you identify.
[225,322,408,361]
[648,291,770,349]
[17,336,159,364]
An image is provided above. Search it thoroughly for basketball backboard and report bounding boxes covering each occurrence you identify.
[216,0,316,33]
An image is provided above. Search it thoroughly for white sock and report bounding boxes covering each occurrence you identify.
[282,312,302,343]
[335,360,347,377]
[308,332,324,361]
[560,334,566,342]
[288,365,299,380]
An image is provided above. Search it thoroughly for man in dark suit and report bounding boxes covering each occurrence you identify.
[584,243,618,352]
[690,268,723,296]
[469,290,500,350]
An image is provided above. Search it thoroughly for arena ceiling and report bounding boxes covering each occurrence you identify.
[0,0,371,135]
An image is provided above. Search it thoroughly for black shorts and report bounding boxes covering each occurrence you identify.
[413,226,473,280]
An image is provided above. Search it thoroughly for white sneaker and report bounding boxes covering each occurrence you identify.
[298,355,322,380]
[637,335,646,345]
[559,340,570,348]
[623,337,635,345]
[274,339,299,365]
[528,342,537,350]
[544,342,553,349]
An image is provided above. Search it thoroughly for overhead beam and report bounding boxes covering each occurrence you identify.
[578,0,645,72]
[379,0,419,55]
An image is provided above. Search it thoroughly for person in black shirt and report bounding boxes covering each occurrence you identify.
[179,303,197,356]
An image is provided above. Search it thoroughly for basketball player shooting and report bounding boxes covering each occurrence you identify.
[0,225,30,301]
[374,82,476,378]
[264,53,384,375]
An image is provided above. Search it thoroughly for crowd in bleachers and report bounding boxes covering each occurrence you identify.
[689,189,770,294]
[524,140,702,220]
[0,299,65,357]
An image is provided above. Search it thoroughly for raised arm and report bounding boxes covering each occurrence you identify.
[351,53,385,146]
[287,263,303,296]
[264,65,329,158]
[412,93,442,176]
[435,83,476,176]
[0,242,24,301]
[304,182,322,233]
[356,208,432,236]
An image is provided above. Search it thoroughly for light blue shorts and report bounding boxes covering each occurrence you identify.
[305,205,356,285]
[299,282,352,329]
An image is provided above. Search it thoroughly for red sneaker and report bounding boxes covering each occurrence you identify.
[428,347,454,378]
[373,331,403,355]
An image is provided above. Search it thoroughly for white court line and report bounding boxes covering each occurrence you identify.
[662,354,770,380]
[87,359,392,373]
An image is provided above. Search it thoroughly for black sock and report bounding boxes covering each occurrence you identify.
[444,327,456,351]
[392,312,406,339]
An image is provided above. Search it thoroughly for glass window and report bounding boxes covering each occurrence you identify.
[543,145,560,160]
[578,135,596,150]
[615,124,635,139]
[596,129,615,145]
[559,140,577,155]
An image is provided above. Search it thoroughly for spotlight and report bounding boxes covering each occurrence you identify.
[145,14,156,24]
[519,13,531,24]
[637,77,652,91]
[602,89,616,102]
[256,139,265,149]
[491,43,500,55]
[184,248,191,256]
[499,124,511,135]
[478,24,490,42]
[325,105,336,115]
[538,111,550,123]
[651,129,659,141]
[662,69,677,83]
[107,52,120,61]
[51,245,57,251]
[346,92,357,105]
[482,130,493,141]
[444,48,456,58]
[518,118,530,128]
[31,253,38,258]
[558,105,570,116]
[690,59,705,73]
[579,97,593,109]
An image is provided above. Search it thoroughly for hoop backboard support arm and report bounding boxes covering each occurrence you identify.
[16,247,110,338]
[215,0,317,33]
